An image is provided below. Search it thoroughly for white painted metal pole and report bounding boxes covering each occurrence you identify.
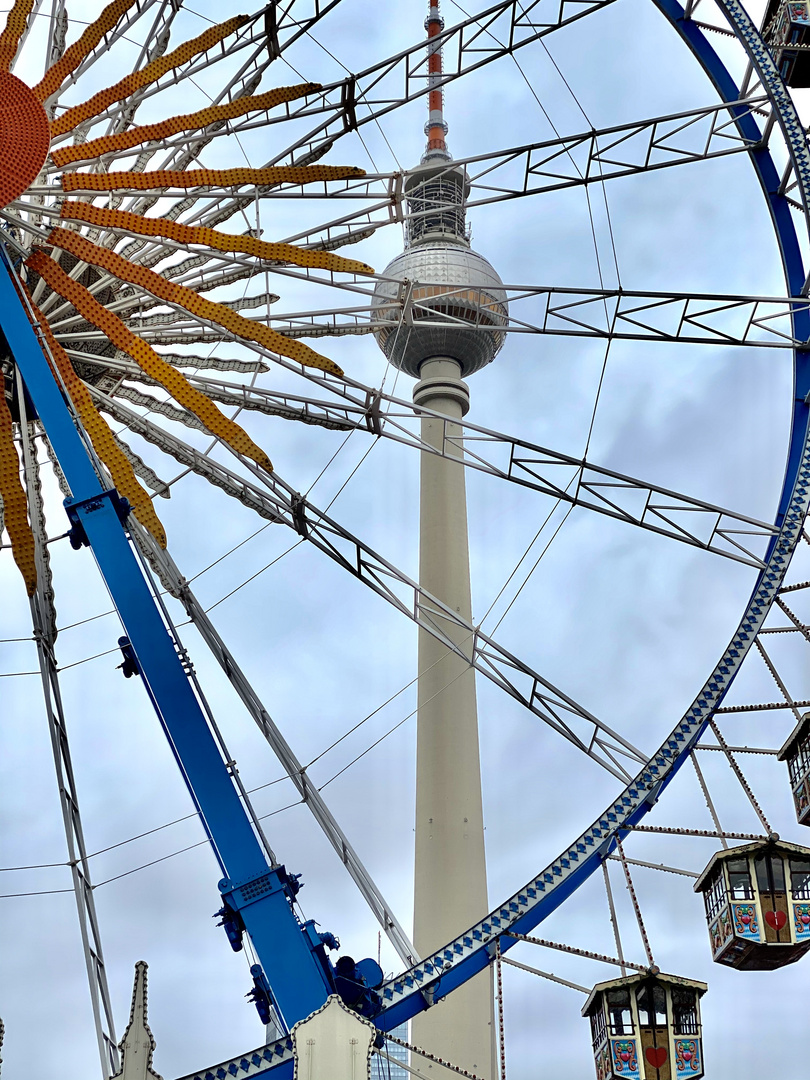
[411,357,495,1080]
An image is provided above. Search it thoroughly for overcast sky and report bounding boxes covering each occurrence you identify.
[1,1,809,1078]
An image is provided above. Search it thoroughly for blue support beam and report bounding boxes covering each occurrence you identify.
[0,253,333,1026]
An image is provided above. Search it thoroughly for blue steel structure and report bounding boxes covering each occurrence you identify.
[3,0,810,1074]
[0,252,339,1032]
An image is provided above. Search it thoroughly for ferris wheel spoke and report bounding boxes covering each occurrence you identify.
[151,0,624,244]
[88,84,770,253]
[262,0,621,167]
[7,0,45,75]
[90,388,645,782]
[104,376,359,432]
[262,283,810,348]
[43,0,314,141]
[462,95,769,204]
[88,1,185,139]
[173,371,775,568]
[43,260,274,326]
[48,10,267,145]
[115,0,354,183]
[42,0,165,109]
[233,92,772,241]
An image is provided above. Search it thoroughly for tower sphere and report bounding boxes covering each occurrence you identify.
[372,161,508,380]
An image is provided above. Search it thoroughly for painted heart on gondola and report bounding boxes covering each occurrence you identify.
[765,910,787,930]
[645,1047,667,1068]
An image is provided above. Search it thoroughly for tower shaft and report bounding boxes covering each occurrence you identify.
[411,357,495,1079]
[372,4,506,1070]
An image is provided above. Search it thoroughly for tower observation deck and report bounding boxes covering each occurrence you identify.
[372,4,508,382]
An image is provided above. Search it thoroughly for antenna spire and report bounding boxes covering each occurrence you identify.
[424,0,450,162]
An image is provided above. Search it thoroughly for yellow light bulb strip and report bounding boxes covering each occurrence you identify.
[0,385,37,595]
[25,290,167,546]
[46,226,343,376]
[61,163,366,192]
[0,0,34,73]
[27,249,274,473]
[61,200,376,276]
[52,82,321,166]
[34,0,140,101]
[50,14,251,137]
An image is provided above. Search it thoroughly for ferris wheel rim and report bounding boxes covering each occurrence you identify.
[3,0,809,1073]
[113,0,810,1065]
[349,0,810,1036]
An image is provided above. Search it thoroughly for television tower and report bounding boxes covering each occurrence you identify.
[373,4,508,1075]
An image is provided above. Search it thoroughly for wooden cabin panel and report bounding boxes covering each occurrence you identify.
[761,892,790,943]
[639,1029,671,1080]
[715,936,752,966]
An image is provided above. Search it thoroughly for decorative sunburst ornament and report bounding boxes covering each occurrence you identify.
[0,0,371,593]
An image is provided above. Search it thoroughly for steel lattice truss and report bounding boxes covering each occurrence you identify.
[102,368,777,567]
[1,0,810,1075]
[232,284,809,348]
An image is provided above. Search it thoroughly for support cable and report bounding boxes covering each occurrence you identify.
[616,839,654,969]
[606,853,699,878]
[708,718,773,835]
[495,939,506,1080]
[629,824,767,841]
[755,636,803,722]
[88,800,304,891]
[690,750,728,849]
[497,955,589,993]
[774,595,810,644]
[383,1031,488,1080]
[505,931,644,973]
[602,861,627,976]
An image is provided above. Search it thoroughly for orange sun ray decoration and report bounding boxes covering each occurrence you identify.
[0,0,374,593]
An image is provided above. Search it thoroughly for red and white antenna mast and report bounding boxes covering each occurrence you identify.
[424,0,451,161]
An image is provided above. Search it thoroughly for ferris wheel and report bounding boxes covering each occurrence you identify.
[1,0,810,1077]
